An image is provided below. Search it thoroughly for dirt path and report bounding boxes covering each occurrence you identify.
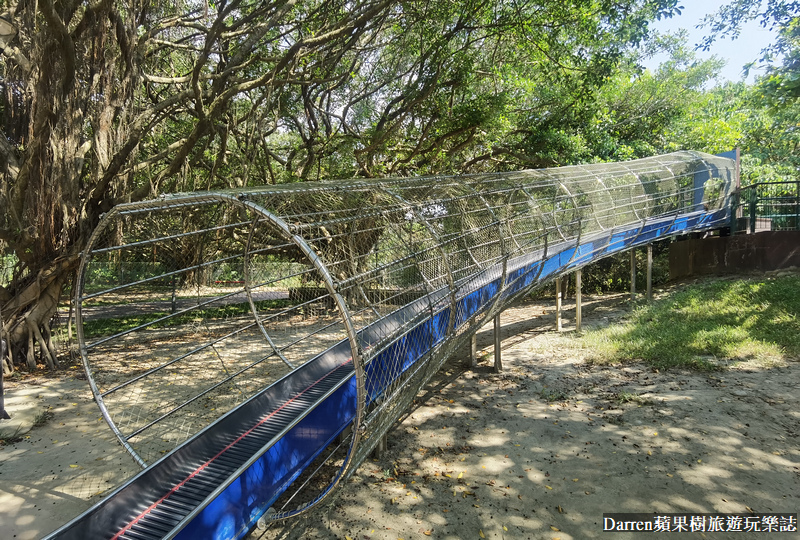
[263,293,799,540]
[1,292,798,539]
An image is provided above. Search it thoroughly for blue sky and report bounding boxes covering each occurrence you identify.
[642,1,779,83]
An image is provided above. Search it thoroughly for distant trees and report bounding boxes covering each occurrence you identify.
[699,0,800,179]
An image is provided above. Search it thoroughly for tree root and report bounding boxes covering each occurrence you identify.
[6,263,71,370]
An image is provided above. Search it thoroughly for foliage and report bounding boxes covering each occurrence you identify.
[579,241,671,295]
[699,0,800,65]
[758,17,800,100]
[582,275,800,370]
[662,82,747,155]
[698,1,800,176]
[512,31,731,164]
[0,0,687,369]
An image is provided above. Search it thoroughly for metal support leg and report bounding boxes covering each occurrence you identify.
[630,250,636,301]
[647,244,653,302]
[576,270,582,333]
[493,314,502,372]
[469,333,477,368]
[555,278,562,331]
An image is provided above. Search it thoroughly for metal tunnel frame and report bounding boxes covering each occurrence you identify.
[51,151,737,540]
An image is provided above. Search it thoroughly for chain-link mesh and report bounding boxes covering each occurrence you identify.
[74,151,736,524]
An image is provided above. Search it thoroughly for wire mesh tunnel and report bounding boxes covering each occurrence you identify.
[67,151,736,539]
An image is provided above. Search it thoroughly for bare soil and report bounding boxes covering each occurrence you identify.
[1,290,798,540]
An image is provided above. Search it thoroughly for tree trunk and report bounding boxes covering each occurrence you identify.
[2,256,78,370]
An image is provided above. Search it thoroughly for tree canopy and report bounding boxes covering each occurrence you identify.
[1,0,799,371]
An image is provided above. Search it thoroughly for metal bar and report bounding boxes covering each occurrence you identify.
[91,220,253,255]
[122,332,341,441]
[730,187,739,235]
[630,250,636,301]
[79,251,246,301]
[84,286,253,350]
[100,320,261,397]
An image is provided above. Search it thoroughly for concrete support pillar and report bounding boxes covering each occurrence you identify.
[493,314,502,372]
[630,250,636,301]
[576,270,582,333]
[555,278,562,331]
[647,244,653,302]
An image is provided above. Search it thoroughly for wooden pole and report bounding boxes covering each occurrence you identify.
[493,314,502,372]
[647,244,653,301]
[373,434,387,458]
[555,278,562,331]
[576,270,582,332]
[469,333,477,368]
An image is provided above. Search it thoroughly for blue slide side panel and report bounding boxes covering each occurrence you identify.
[539,245,575,282]
[506,260,541,296]
[568,235,611,269]
[606,228,639,253]
[364,306,450,403]
[175,377,359,540]
[454,288,483,327]
[452,273,502,328]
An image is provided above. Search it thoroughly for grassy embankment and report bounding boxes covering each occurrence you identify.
[580,275,800,371]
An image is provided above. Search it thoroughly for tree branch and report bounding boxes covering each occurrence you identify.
[39,0,77,95]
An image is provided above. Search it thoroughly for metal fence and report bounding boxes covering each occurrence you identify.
[71,151,736,531]
[732,180,800,234]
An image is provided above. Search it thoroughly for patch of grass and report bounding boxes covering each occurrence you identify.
[615,391,653,405]
[0,426,23,445]
[582,275,800,371]
[33,409,53,427]
[540,388,569,402]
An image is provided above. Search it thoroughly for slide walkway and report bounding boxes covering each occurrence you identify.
[47,151,737,539]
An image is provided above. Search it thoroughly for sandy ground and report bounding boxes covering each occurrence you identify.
[1,291,798,540]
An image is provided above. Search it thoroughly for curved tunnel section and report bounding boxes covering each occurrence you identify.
[53,151,736,539]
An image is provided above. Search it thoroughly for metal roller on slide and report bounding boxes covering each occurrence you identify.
[47,151,737,539]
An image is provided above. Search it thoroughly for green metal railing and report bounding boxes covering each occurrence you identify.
[732,180,800,234]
